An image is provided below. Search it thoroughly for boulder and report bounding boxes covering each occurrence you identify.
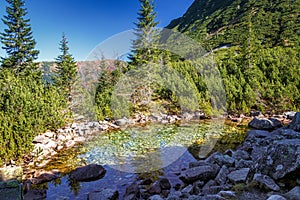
[180,165,219,183]
[124,182,140,200]
[249,117,282,130]
[149,195,164,200]
[267,195,287,200]
[284,111,296,120]
[0,166,23,182]
[252,173,280,191]
[70,164,106,182]
[227,168,250,184]
[88,189,119,200]
[0,180,22,200]
[289,112,300,132]
[115,118,128,126]
[284,186,300,200]
[148,181,161,194]
[258,139,300,180]
[215,165,229,185]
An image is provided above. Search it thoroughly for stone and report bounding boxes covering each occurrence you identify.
[149,194,164,200]
[267,195,287,200]
[44,131,54,138]
[180,165,219,183]
[88,189,119,200]
[65,140,76,148]
[218,191,236,199]
[235,159,254,169]
[289,112,300,132]
[202,194,226,200]
[124,182,140,200]
[159,178,171,190]
[148,181,161,194]
[258,139,300,180]
[285,186,300,200]
[249,117,282,130]
[227,168,250,184]
[284,111,296,120]
[24,189,46,200]
[33,135,49,144]
[70,164,106,182]
[252,174,280,191]
[115,118,128,126]
[0,180,22,200]
[215,165,229,185]
[0,166,23,182]
[181,184,193,194]
[44,140,57,149]
[206,152,235,167]
[232,150,250,160]
[31,172,59,184]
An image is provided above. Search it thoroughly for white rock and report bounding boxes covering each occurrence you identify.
[44,131,54,138]
[65,140,76,148]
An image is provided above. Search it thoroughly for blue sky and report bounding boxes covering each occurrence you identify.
[0,0,194,61]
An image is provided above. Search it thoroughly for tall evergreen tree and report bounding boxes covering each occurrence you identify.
[0,0,39,71]
[128,0,160,67]
[54,33,78,99]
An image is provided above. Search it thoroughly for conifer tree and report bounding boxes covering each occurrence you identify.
[54,33,78,100]
[55,33,77,91]
[0,0,39,71]
[128,0,160,67]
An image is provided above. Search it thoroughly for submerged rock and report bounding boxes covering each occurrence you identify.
[70,164,106,182]
[0,181,23,200]
[88,188,119,200]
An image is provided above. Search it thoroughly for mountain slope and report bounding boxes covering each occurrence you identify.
[167,0,300,49]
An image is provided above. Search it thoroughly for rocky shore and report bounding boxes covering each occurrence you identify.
[1,111,299,199]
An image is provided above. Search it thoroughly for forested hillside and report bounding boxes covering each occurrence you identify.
[166,0,300,113]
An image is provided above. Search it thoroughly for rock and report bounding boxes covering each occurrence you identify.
[232,150,250,161]
[182,112,193,121]
[0,166,23,182]
[73,136,86,143]
[267,195,287,200]
[148,181,161,194]
[215,165,229,185]
[218,191,236,199]
[149,194,164,200]
[88,189,119,200]
[284,186,300,200]
[44,131,54,138]
[70,164,106,182]
[65,140,76,148]
[206,152,235,167]
[227,168,250,184]
[115,118,128,126]
[0,180,23,200]
[124,182,140,200]
[249,117,282,130]
[258,139,300,180]
[181,184,193,194]
[289,112,300,132]
[180,165,219,183]
[159,178,171,190]
[44,140,57,149]
[250,111,263,117]
[33,135,49,144]
[31,172,59,184]
[24,189,46,200]
[252,173,280,191]
[202,194,226,200]
[235,160,254,169]
[284,111,296,120]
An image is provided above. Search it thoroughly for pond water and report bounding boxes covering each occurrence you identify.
[34,120,248,199]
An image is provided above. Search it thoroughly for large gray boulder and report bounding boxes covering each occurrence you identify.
[289,112,300,132]
[227,168,250,184]
[258,139,300,180]
[249,117,282,130]
[284,186,300,200]
[180,165,219,183]
[70,164,106,182]
[252,173,280,191]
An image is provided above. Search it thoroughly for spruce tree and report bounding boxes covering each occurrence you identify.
[128,0,160,67]
[0,0,39,71]
[54,33,78,100]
